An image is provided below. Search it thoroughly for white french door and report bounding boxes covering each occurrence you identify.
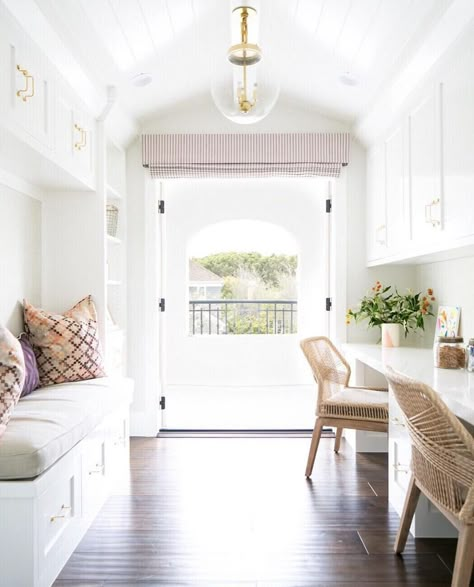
[158,178,332,430]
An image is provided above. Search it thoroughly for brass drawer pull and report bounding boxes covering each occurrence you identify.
[50,504,71,523]
[74,123,86,150]
[89,464,104,475]
[16,65,35,102]
[424,197,441,227]
[390,416,405,427]
[392,463,409,473]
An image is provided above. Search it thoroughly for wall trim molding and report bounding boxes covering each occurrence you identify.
[0,167,44,201]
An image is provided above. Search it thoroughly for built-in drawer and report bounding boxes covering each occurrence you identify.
[81,430,108,520]
[38,459,80,560]
[104,409,129,484]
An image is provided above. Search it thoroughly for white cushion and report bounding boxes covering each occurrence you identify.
[330,386,388,406]
[0,377,132,480]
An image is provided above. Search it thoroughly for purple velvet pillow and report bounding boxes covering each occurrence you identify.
[18,334,40,397]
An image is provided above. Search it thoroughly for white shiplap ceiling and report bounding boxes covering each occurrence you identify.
[33,0,455,124]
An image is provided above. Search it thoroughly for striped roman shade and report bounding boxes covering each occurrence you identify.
[142,133,350,178]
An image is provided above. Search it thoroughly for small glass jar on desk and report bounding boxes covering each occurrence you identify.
[434,336,466,369]
[467,338,474,373]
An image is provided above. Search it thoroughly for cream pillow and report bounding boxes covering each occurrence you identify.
[0,326,25,440]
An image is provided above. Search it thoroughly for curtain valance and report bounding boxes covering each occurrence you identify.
[142,133,350,178]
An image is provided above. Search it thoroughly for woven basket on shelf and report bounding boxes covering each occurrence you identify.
[106,204,119,237]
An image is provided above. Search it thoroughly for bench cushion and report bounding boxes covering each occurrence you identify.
[0,377,132,480]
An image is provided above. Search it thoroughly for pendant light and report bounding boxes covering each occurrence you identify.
[211,3,279,124]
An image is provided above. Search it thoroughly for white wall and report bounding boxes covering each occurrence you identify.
[0,184,41,335]
[416,256,474,346]
[41,191,106,341]
[339,139,418,345]
[142,95,350,134]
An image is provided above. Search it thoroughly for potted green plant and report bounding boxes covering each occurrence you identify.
[346,282,435,347]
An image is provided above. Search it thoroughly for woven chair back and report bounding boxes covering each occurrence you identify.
[300,337,350,404]
[385,367,474,523]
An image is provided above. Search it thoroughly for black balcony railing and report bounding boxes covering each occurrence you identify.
[189,300,297,335]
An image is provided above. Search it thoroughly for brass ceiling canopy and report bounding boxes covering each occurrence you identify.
[227,6,262,67]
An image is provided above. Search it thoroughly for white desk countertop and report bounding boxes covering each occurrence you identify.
[342,344,474,427]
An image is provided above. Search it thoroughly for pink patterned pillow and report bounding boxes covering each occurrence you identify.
[24,296,106,386]
[0,326,25,440]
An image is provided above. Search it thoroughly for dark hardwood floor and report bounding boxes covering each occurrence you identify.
[54,436,467,586]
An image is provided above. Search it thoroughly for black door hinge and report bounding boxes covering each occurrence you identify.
[158,200,165,214]
[159,396,166,410]
[325,297,332,311]
[159,298,165,312]
[326,198,332,213]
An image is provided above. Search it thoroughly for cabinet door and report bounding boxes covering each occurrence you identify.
[441,35,474,239]
[367,143,387,261]
[408,87,442,241]
[56,87,95,186]
[4,22,52,150]
[385,124,408,251]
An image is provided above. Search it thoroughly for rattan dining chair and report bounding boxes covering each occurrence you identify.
[385,367,474,587]
[300,336,388,478]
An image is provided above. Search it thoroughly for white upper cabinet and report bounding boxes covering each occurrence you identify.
[0,8,53,152]
[408,86,443,242]
[441,35,474,240]
[0,3,96,190]
[385,124,408,252]
[366,143,387,262]
[56,86,95,187]
[366,24,474,266]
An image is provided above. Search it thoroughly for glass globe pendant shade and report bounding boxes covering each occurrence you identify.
[211,3,279,124]
[211,53,280,125]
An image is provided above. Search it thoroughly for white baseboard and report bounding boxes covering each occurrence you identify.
[130,410,160,437]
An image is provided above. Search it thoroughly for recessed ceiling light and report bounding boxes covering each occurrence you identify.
[132,73,153,87]
[339,72,358,87]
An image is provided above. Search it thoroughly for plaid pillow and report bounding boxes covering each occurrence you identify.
[24,296,106,386]
[0,326,25,440]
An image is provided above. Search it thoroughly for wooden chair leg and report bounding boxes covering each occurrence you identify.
[451,524,474,587]
[334,428,343,453]
[305,419,324,478]
[394,474,421,554]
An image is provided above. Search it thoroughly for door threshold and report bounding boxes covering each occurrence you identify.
[158,428,335,438]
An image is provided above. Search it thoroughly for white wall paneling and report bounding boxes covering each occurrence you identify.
[41,190,106,342]
[0,184,41,335]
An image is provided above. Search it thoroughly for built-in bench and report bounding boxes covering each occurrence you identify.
[0,377,134,587]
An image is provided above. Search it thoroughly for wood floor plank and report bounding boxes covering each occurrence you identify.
[54,437,464,586]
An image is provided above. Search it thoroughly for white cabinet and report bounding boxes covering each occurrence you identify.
[385,124,408,251]
[441,45,474,240]
[0,2,96,190]
[366,26,474,267]
[408,86,443,241]
[0,6,53,151]
[56,86,95,187]
[366,143,387,262]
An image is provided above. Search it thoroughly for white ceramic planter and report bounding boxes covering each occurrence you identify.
[381,323,401,347]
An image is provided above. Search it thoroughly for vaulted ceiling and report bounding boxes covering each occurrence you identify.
[34,0,455,124]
